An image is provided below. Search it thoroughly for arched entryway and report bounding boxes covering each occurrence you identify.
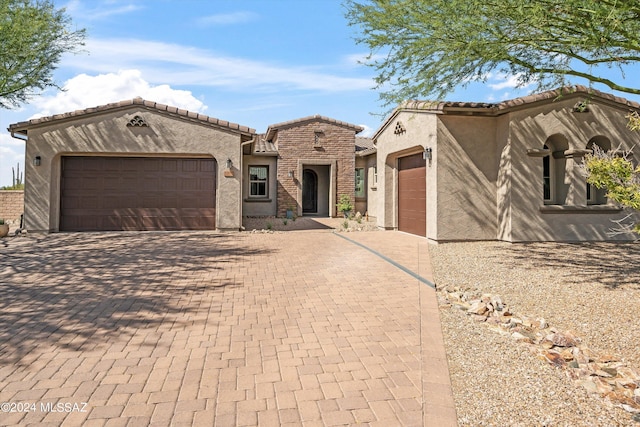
[302,169,318,213]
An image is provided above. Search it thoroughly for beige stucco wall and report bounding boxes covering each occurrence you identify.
[436,115,498,241]
[22,107,246,232]
[374,92,640,242]
[505,96,640,241]
[373,111,438,238]
[364,154,378,219]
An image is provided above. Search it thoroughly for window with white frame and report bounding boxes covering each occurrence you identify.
[355,168,365,197]
[249,166,268,198]
[372,165,378,187]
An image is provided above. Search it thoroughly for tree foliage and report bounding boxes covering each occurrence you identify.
[584,146,640,234]
[345,0,640,107]
[0,0,85,109]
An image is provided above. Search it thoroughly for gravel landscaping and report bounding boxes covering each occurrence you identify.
[430,241,640,426]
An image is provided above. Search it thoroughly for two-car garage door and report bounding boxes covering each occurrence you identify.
[60,157,216,231]
[398,153,426,237]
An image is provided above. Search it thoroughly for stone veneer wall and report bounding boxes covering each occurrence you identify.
[0,190,24,224]
[274,120,356,217]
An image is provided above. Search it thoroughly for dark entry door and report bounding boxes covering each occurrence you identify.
[302,169,318,213]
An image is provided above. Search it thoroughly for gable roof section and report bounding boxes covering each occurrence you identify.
[373,85,640,141]
[8,97,256,137]
[355,137,376,157]
[265,114,364,141]
[246,134,278,156]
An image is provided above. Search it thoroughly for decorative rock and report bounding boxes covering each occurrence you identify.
[468,301,488,315]
[542,350,566,367]
[438,286,640,414]
[512,332,533,343]
[550,332,578,348]
[577,379,598,394]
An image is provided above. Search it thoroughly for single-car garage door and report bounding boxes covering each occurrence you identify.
[398,152,426,236]
[60,156,216,231]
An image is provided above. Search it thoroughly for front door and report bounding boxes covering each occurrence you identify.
[302,169,318,213]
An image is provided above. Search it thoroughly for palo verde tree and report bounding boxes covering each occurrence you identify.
[345,0,640,108]
[0,0,85,109]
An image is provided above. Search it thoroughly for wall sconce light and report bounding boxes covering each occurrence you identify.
[288,170,294,178]
[423,147,433,161]
[226,158,232,169]
[34,156,41,166]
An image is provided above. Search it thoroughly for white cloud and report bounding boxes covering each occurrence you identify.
[31,70,207,118]
[62,38,374,93]
[196,12,258,26]
[358,124,374,138]
[488,73,536,91]
[64,0,142,21]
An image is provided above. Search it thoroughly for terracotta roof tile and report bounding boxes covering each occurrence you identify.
[374,85,640,140]
[355,137,376,156]
[252,134,278,155]
[8,97,256,135]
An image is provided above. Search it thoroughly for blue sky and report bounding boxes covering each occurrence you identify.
[1,0,640,186]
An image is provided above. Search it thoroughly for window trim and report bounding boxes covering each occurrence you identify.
[248,165,269,198]
[355,167,365,197]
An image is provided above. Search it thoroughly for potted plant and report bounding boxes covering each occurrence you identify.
[0,219,8,238]
[336,194,353,218]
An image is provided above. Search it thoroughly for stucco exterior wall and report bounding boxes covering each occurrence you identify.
[0,190,24,225]
[23,107,245,232]
[374,111,438,238]
[507,96,640,241]
[274,120,356,217]
[364,154,378,219]
[242,155,277,217]
[436,115,498,241]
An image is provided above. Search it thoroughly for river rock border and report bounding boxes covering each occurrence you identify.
[438,286,640,419]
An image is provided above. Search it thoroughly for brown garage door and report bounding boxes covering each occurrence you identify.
[60,157,216,231]
[398,153,426,237]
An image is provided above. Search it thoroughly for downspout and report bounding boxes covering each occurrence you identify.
[10,130,28,235]
[239,136,256,231]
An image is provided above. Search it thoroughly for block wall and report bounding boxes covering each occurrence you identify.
[0,190,24,225]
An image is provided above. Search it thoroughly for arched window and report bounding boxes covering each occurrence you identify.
[542,135,569,205]
[586,137,611,205]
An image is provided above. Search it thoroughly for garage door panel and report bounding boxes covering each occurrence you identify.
[398,153,426,237]
[61,157,216,231]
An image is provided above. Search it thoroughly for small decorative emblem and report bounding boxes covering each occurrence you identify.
[394,121,406,135]
[127,115,149,127]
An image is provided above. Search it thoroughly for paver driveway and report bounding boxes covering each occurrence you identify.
[0,231,455,426]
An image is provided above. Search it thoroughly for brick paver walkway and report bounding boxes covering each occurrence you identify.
[0,231,455,426]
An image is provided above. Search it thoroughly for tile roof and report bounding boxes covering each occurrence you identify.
[251,134,278,155]
[355,137,376,156]
[401,85,640,113]
[374,85,640,140]
[8,97,256,136]
[265,114,364,140]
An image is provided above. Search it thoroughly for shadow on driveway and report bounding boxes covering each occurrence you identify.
[0,232,272,367]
